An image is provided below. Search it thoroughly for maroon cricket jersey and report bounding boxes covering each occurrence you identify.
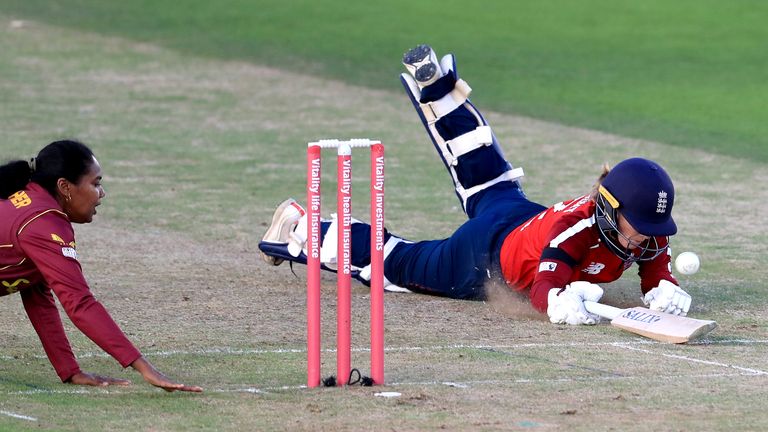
[1,182,141,381]
[500,195,677,312]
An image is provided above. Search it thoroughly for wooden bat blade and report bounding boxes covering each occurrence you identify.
[611,307,717,343]
[584,302,717,343]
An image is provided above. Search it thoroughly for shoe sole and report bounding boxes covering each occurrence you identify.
[260,199,301,266]
[403,44,437,83]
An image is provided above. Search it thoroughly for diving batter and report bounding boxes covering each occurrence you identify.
[259,45,691,325]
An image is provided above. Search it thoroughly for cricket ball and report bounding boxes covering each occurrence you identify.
[675,251,700,275]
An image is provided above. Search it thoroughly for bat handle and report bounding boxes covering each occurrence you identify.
[584,301,622,320]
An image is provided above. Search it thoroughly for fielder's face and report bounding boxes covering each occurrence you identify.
[64,156,105,224]
[616,214,649,250]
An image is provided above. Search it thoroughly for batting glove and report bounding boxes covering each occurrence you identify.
[642,279,691,316]
[547,281,604,325]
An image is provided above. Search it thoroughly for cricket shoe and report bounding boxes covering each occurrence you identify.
[259,198,305,266]
[402,44,443,87]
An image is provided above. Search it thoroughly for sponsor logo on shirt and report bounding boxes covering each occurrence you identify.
[553,196,590,213]
[61,247,78,260]
[9,191,32,209]
[582,262,606,275]
[539,261,558,272]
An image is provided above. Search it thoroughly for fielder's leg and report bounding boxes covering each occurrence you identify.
[401,44,525,218]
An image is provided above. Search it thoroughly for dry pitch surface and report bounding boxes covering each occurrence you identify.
[1,15,767,431]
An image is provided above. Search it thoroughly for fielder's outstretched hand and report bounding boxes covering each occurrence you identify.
[131,356,203,392]
[68,371,131,387]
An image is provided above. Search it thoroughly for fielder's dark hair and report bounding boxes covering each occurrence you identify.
[0,140,95,199]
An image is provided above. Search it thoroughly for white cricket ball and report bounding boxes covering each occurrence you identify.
[675,251,700,275]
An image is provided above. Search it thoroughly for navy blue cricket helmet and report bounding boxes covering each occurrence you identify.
[595,158,676,262]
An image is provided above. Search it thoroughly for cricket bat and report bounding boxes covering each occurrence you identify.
[584,301,717,344]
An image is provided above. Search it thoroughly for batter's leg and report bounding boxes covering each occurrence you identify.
[401,44,526,218]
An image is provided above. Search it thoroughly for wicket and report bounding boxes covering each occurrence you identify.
[306,139,385,387]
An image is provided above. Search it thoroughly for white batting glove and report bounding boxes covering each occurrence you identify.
[642,280,691,316]
[547,281,605,325]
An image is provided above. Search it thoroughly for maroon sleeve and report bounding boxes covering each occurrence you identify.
[638,238,678,294]
[20,284,82,382]
[17,214,141,370]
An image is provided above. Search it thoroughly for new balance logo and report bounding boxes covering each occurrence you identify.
[582,262,605,275]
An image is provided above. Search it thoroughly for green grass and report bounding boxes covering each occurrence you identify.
[1,0,767,162]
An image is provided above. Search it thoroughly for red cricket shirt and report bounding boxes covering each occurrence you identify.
[1,182,141,381]
[500,195,677,312]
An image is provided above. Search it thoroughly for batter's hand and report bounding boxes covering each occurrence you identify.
[547,281,604,325]
[68,371,131,387]
[643,279,691,316]
[131,356,203,392]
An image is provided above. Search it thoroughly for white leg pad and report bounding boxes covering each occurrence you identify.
[319,213,346,267]
[287,213,308,257]
[357,236,413,293]
[440,54,456,78]
[321,213,366,267]
[457,168,525,202]
[288,213,365,269]
[421,79,472,124]
[401,72,422,101]
[401,63,524,212]
[444,125,494,166]
[402,73,476,204]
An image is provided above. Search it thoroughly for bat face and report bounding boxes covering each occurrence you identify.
[611,307,717,343]
[621,309,663,324]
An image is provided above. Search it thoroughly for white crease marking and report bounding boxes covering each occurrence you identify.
[1,371,763,397]
[1,339,766,362]
[611,344,768,375]
[2,339,766,396]
[0,410,37,422]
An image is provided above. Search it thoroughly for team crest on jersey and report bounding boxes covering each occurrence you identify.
[539,261,558,272]
[51,233,76,249]
[9,191,32,209]
[61,247,78,260]
[582,262,606,275]
[51,233,78,260]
